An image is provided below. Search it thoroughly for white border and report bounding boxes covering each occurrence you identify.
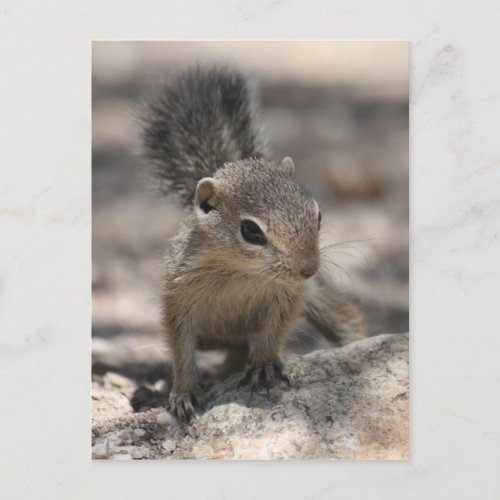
[1,1,499,498]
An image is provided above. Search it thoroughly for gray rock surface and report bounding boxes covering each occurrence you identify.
[92,333,408,460]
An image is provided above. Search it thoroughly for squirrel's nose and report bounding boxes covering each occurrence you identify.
[299,256,319,279]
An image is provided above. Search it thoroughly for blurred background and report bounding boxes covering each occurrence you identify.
[92,41,408,416]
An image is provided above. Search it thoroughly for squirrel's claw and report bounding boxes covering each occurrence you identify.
[238,362,291,398]
[169,390,205,424]
[264,364,275,395]
[250,369,261,398]
[237,367,253,389]
[274,364,291,386]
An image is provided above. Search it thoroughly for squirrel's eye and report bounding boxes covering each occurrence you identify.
[240,219,266,245]
[318,211,322,230]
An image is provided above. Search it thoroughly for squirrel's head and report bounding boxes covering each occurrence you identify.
[193,157,320,282]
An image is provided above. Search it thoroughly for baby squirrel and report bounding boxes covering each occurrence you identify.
[141,67,365,422]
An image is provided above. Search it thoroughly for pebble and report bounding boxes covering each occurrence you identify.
[133,428,146,440]
[119,430,132,443]
[162,439,176,453]
[156,411,176,426]
[130,446,150,459]
[104,372,129,388]
[154,379,167,392]
[92,438,109,459]
[109,445,125,454]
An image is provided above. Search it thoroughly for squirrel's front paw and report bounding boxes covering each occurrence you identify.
[168,388,205,423]
[237,361,291,397]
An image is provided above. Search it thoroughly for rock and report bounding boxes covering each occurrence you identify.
[162,439,176,453]
[154,379,167,392]
[104,372,129,389]
[130,446,151,459]
[92,334,408,460]
[156,411,176,427]
[92,438,109,459]
[91,382,133,422]
[133,428,146,440]
[119,430,132,443]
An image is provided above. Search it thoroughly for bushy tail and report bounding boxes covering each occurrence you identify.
[303,266,366,346]
[140,66,268,204]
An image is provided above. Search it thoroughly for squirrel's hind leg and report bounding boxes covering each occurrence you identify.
[303,267,366,346]
[220,343,250,378]
[198,341,250,384]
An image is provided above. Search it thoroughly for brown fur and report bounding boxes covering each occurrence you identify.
[161,159,364,421]
[141,68,365,421]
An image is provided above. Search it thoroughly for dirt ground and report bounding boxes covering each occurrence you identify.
[92,42,409,428]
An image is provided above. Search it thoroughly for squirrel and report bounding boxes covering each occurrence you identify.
[141,66,365,422]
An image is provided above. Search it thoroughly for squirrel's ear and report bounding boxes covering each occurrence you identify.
[281,157,295,176]
[195,178,218,213]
